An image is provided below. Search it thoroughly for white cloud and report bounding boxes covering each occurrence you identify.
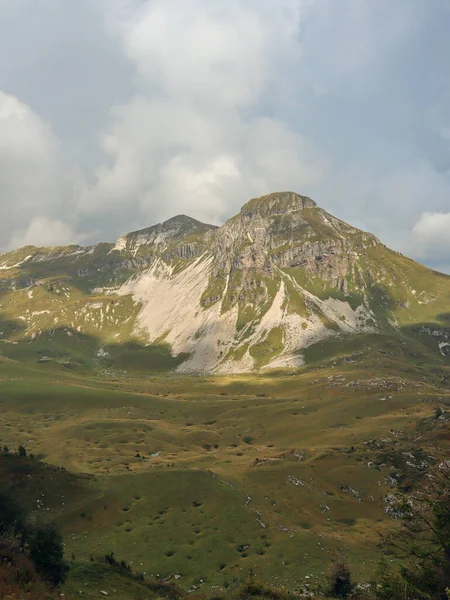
[0,91,81,248]
[124,1,268,108]
[411,211,450,257]
[10,217,82,249]
[79,0,323,228]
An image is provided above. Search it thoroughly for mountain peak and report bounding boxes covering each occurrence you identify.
[241,191,317,217]
[161,214,217,232]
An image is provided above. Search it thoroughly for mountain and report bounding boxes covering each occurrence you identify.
[0,191,449,373]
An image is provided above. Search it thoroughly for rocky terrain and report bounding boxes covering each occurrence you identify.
[0,191,449,373]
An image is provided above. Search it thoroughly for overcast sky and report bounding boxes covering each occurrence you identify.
[0,0,449,272]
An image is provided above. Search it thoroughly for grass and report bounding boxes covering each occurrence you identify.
[249,328,284,367]
[0,339,448,598]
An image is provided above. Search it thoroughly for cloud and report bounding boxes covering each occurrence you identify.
[0,0,133,168]
[412,211,450,244]
[0,91,80,248]
[0,0,449,275]
[410,212,450,268]
[79,0,323,228]
[10,217,83,250]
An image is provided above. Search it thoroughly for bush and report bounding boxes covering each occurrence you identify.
[18,445,27,457]
[434,406,443,419]
[28,523,69,586]
[104,551,118,566]
[328,560,354,598]
[104,552,132,572]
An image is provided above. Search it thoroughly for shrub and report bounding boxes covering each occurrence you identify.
[328,560,353,598]
[104,551,118,566]
[28,523,69,586]
[434,406,443,419]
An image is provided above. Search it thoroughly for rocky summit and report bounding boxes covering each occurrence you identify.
[0,191,449,373]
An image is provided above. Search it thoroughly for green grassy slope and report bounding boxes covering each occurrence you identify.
[0,338,448,597]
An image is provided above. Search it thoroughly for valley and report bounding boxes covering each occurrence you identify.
[0,332,448,598]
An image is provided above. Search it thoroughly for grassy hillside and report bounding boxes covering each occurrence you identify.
[0,335,448,598]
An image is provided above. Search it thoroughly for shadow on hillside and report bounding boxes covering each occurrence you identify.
[0,322,189,374]
[0,283,190,372]
[0,314,26,340]
[0,321,447,384]
[0,451,93,505]
[0,249,153,296]
[436,312,450,323]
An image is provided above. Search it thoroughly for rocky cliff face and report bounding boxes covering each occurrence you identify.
[204,192,381,308]
[0,192,449,372]
[114,215,217,260]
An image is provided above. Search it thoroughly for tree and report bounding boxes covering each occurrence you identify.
[375,555,410,600]
[328,559,354,598]
[28,523,69,586]
[380,461,450,599]
[18,445,26,457]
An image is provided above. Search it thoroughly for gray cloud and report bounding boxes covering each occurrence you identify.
[0,91,82,247]
[0,0,449,272]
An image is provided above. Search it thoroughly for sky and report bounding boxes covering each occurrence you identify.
[0,0,449,273]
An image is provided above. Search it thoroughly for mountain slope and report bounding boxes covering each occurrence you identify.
[0,192,449,372]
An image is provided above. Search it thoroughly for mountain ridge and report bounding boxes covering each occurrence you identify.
[0,191,376,256]
[0,191,449,373]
